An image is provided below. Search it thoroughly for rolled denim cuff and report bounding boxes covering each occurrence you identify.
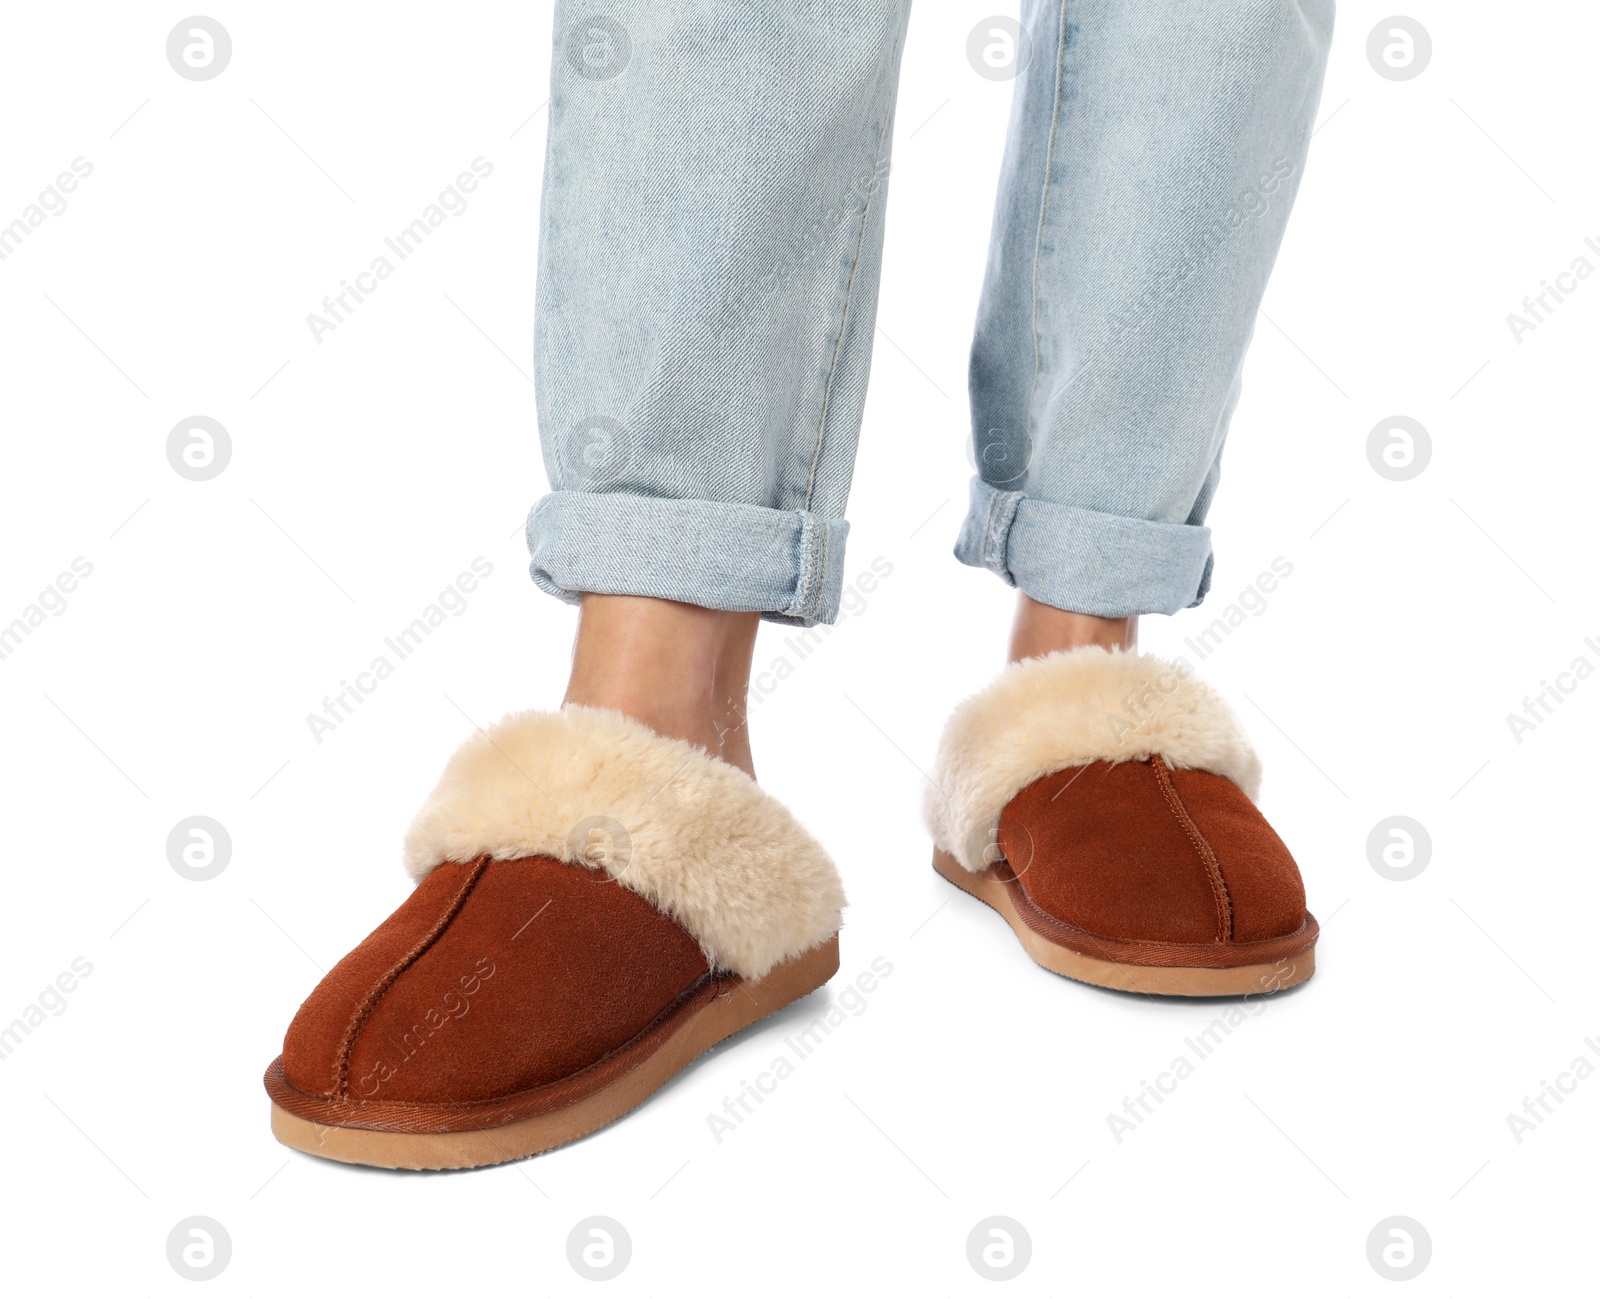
[527,491,850,626]
[954,476,1214,617]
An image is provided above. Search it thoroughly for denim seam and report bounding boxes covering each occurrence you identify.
[538,76,567,494]
[991,490,1022,582]
[1024,2,1073,464]
[779,510,805,621]
[810,516,830,621]
[788,514,807,620]
[981,483,1003,570]
[799,513,816,620]
[801,20,906,513]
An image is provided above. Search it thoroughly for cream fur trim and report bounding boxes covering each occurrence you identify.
[403,706,844,980]
[923,647,1262,872]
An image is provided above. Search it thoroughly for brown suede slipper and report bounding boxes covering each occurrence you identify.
[264,706,844,1170]
[923,648,1317,997]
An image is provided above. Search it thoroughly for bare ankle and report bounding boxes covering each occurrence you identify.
[1008,594,1137,665]
[562,595,760,778]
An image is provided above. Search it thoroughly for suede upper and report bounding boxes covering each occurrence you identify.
[1000,759,1307,948]
[282,856,714,1104]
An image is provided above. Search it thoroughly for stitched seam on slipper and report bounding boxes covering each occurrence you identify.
[1150,757,1234,944]
[332,855,492,1099]
[273,968,728,1125]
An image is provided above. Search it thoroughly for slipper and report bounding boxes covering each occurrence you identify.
[264,706,843,1169]
[923,647,1317,996]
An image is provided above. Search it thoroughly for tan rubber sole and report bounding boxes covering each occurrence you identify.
[933,849,1314,997]
[270,933,840,1170]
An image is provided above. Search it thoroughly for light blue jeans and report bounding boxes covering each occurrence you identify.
[528,1,1333,624]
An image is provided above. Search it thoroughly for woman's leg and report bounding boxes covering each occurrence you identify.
[529,2,912,768]
[562,596,761,776]
[268,8,917,1164]
[963,0,1335,649]
[530,5,912,613]
[918,1,1334,993]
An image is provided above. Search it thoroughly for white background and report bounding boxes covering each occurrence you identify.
[2,2,1596,1293]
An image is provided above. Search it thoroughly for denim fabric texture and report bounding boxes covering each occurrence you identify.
[528,1,1333,624]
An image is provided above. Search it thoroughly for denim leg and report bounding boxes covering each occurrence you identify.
[529,2,912,626]
[958,0,1335,617]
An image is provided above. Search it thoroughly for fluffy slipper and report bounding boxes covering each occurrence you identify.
[924,647,1317,996]
[264,706,843,1169]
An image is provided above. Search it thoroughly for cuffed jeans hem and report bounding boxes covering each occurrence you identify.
[954,476,1214,618]
[527,491,851,626]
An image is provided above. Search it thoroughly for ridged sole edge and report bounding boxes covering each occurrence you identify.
[933,849,1314,997]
